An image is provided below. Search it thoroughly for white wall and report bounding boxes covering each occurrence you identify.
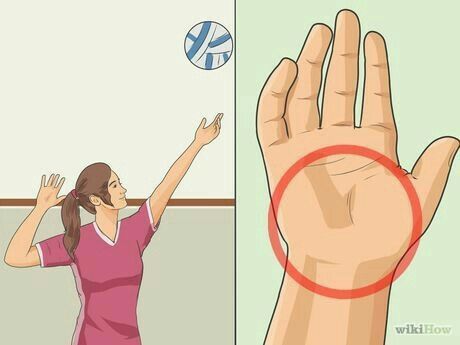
[0,0,234,198]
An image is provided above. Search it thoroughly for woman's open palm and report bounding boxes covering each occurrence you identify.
[256,10,459,288]
[36,174,66,210]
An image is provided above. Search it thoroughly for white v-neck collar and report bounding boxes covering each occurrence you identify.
[93,221,120,246]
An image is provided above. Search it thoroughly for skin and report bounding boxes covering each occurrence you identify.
[257,10,459,345]
[4,113,223,267]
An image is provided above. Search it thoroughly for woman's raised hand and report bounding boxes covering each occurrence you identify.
[36,174,66,210]
[194,113,223,146]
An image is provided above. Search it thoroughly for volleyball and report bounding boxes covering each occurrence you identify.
[185,21,233,70]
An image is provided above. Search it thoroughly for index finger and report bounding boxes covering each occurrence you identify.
[257,58,297,146]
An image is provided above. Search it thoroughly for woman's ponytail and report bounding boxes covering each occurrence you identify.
[62,192,81,260]
[60,162,113,260]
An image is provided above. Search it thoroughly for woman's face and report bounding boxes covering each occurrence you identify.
[106,170,128,209]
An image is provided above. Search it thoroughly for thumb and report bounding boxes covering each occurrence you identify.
[198,117,206,129]
[411,136,459,229]
[56,195,67,204]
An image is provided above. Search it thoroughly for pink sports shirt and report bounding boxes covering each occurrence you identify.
[35,198,160,345]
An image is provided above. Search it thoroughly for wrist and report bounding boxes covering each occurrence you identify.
[282,269,391,303]
[284,272,390,345]
[288,251,397,291]
[268,270,390,345]
[33,204,49,214]
[192,139,205,149]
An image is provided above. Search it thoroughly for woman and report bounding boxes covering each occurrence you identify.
[4,113,223,345]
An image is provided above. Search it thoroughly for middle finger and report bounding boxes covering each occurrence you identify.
[321,9,360,128]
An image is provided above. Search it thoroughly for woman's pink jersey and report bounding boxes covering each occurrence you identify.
[36,198,160,345]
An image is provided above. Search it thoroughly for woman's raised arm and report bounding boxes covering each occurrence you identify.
[4,174,65,268]
[148,113,223,225]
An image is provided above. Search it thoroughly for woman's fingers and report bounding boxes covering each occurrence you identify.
[46,174,55,187]
[361,32,395,132]
[56,177,65,192]
[199,113,222,131]
[257,58,298,146]
[285,23,332,135]
[213,113,223,128]
[411,137,459,230]
[53,174,60,187]
[322,9,360,128]
[42,174,65,189]
[217,113,223,128]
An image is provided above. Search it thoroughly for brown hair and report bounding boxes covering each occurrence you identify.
[61,162,114,260]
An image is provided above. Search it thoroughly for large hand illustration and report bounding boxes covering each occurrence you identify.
[257,10,459,289]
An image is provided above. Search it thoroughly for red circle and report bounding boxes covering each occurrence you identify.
[268,145,422,299]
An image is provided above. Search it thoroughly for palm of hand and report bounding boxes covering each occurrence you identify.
[266,127,411,274]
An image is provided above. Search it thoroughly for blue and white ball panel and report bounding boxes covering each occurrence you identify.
[185,21,233,70]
